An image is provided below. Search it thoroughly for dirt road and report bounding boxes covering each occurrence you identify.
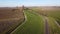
[44,17,50,34]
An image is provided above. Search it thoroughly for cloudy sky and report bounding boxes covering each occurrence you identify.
[0,0,60,7]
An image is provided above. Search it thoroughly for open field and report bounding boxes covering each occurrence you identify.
[11,9,44,34]
[47,17,60,34]
[23,7,60,34]
[0,6,60,34]
[28,6,60,25]
[46,11,60,25]
[0,7,24,34]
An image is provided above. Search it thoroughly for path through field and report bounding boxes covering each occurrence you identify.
[29,9,60,34]
[11,10,44,34]
[10,9,60,34]
[28,9,50,34]
[42,16,60,34]
[44,17,50,34]
[47,17,60,34]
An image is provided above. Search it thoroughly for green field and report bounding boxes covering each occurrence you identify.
[47,17,60,34]
[11,10,44,34]
[25,8,60,34]
[29,8,60,25]
[46,11,60,25]
[10,9,60,34]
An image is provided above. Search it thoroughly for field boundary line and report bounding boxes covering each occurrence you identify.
[53,19,60,27]
[45,17,50,34]
[0,18,21,21]
[10,11,27,34]
[49,17,60,27]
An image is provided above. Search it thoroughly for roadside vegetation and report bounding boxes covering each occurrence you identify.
[26,8,60,34]
[47,17,60,34]
[46,10,60,25]
[29,7,60,25]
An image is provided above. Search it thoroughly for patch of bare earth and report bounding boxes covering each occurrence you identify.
[0,7,25,34]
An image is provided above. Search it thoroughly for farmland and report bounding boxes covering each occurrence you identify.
[29,6,60,25]
[0,7,24,34]
[11,9,44,34]
[28,7,60,34]
[0,6,60,34]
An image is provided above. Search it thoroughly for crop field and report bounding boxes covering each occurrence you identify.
[29,7,60,25]
[47,17,60,34]
[22,7,60,34]
[0,7,24,34]
[11,10,44,34]
[46,11,60,25]
[0,7,60,34]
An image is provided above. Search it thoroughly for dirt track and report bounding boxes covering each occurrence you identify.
[44,17,50,34]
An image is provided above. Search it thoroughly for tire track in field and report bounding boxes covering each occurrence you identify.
[43,16,50,34]
[54,20,60,27]
[28,9,50,34]
[44,17,60,34]
[27,9,60,34]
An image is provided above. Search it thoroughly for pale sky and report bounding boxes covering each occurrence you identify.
[0,0,60,7]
